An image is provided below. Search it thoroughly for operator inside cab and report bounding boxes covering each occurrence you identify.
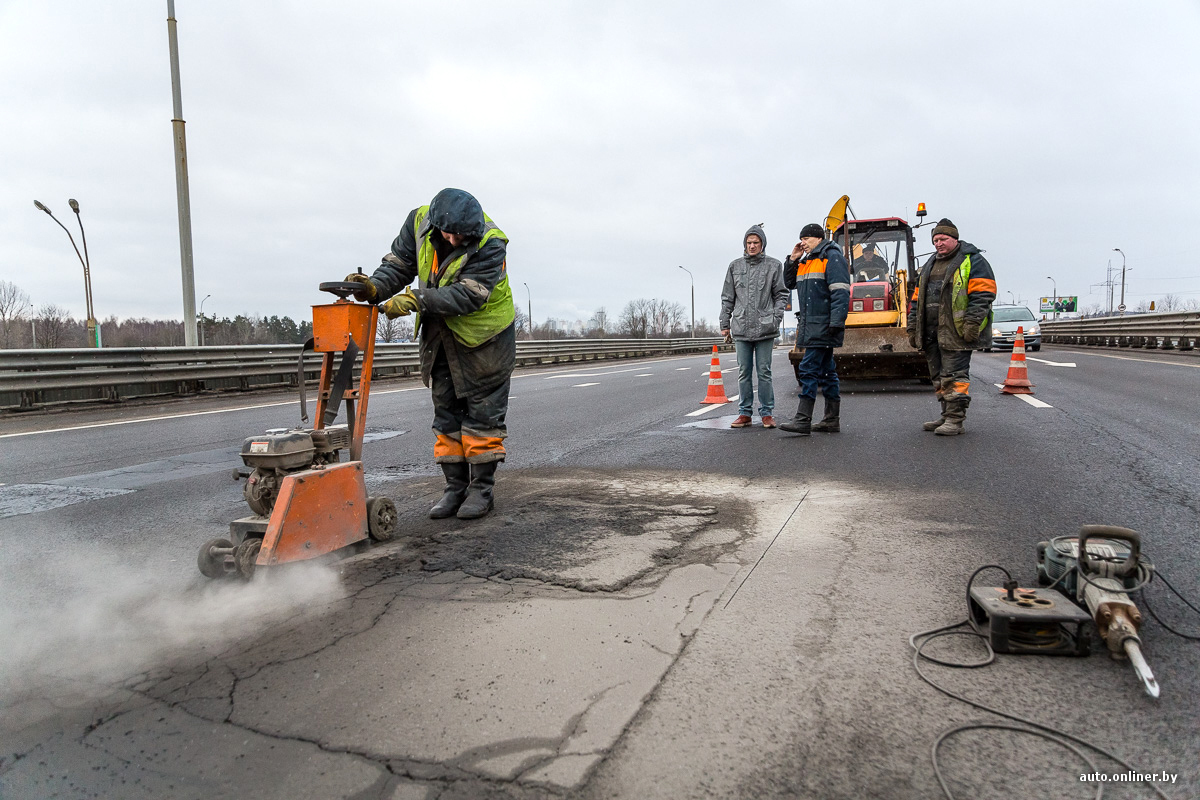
[853,243,889,283]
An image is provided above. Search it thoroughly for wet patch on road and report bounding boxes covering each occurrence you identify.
[374,468,753,592]
[0,483,134,519]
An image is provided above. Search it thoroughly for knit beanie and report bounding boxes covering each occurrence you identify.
[932,218,959,240]
[800,223,825,239]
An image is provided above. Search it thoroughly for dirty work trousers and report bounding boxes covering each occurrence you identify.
[796,346,840,401]
[735,337,775,417]
[430,349,510,464]
[923,339,973,416]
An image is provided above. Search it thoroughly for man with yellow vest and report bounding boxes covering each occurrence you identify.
[906,218,997,436]
[345,188,516,519]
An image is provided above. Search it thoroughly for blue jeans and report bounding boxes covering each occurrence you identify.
[797,346,840,400]
[734,338,775,416]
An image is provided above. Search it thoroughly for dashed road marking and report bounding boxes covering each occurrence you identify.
[1027,357,1076,367]
[994,384,1053,407]
[573,382,600,387]
[1058,350,1200,369]
[676,367,692,371]
[636,373,652,377]
[686,394,739,416]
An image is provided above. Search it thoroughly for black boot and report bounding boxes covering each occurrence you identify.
[457,461,498,519]
[429,462,470,519]
[779,397,816,435]
[811,398,841,433]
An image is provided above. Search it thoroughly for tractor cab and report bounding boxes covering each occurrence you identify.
[832,217,917,328]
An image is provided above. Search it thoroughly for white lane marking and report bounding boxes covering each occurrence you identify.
[686,394,739,416]
[1026,357,1076,367]
[545,367,643,379]
[994,384,1053,407]
[1057,350,1200,369]
[573,382,600,387]
[536,353,712,380]
[0,388,427,440]
[636,373,653,377]
[721,367,736,373]
[676,367,692,371]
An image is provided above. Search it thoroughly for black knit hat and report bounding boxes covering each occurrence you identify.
[800,223,824,239]
[932,218,959,240]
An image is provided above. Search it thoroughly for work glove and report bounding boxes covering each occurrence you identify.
[381,288,421,319]
[343,273,378,303]
[962,322,981,343]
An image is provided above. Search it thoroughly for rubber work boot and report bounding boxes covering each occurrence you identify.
[934,401,966,436]
[922,399,948,432]
[811,399,840,433]
[457,461,498,519]
[779,397,816,435]
[429,462,470,519]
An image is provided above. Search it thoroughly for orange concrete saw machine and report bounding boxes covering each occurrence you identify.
[197,281,397,580]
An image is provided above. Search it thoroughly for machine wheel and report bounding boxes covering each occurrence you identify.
[198,537,235,579]
[367,496,397,542]
[1031,344,1041,352]
[235,537,263,580]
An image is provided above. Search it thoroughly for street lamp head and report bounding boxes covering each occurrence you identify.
[34,200,51,214]
[69,199,80,214]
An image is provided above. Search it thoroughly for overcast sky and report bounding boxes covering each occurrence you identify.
[3,2,1198,329]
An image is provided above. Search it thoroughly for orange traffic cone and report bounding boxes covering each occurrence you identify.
[1000,325,1035,394]
[701,344,730,403]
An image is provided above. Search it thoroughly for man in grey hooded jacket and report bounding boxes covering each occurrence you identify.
[720,224,789,428]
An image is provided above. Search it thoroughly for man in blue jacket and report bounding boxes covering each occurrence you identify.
[780,223,851,435]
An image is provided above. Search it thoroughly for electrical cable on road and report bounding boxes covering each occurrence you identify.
[908,559,1200,800]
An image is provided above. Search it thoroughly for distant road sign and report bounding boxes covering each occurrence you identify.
[1118,303,1127,312]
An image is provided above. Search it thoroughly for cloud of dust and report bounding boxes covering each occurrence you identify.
[0,547,344,706]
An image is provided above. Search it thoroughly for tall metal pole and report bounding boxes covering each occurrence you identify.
[33,200,97,347]
[1113,248,1126,315]
[678,265,694,337]
[167,1,198,346]
[199,293,211,346]
[523,282,532,339]
[1047,276,1057,320]
[69,199,98,345]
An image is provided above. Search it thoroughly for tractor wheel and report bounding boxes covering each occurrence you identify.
[367,496,398,542]
[235,537,263,580]
[198,537,235,579]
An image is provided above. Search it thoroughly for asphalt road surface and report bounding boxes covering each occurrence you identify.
[1,344,1198,799]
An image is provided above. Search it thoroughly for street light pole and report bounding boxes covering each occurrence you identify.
[1113,248,1127,315]
[199,294,211,346]
[167,0,198,346]
[1047,276,1057,320]
[33,199,98,347]
[1006,290,1015,304]
[522,282,532,339]
[678,265,694,337]
[69,199,99,346]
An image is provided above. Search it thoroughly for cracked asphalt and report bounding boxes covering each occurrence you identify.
[2,347,1199,799]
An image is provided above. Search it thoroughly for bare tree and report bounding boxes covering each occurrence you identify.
[618,299,653,338]
[377,316,414,343]
[0,280,31,348]
[35,304,74,348]
[513,306,530,339]
[1159,293,1184,312]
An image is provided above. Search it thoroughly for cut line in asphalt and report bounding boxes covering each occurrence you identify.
[994,384,1053,408]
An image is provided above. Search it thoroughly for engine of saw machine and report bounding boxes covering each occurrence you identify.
[238,426,352,516]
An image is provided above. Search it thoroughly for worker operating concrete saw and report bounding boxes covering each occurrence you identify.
[344,188,516,521]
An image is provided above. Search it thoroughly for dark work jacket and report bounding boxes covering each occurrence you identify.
[370,205,515,398]
[783,239,851,348]
[907,241,997,352]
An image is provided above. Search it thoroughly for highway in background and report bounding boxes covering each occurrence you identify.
[1,345,1198,799]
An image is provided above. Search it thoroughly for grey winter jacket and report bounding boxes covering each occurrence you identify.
[719,225,788,342]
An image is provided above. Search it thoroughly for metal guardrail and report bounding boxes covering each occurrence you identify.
[1039,312,1200,352]
[0,338,728,410]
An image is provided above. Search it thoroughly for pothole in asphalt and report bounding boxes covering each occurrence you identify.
[374,468,755,592]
